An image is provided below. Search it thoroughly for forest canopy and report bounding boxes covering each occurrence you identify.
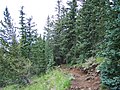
[0,0,120,89]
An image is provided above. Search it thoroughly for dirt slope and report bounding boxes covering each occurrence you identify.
[68,68,100,90]
[61,65,100,90]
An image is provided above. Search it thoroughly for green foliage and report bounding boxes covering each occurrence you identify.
[63,0,78,64]
[19,7,37,59]
[98,1,120,89]
[53,0,67,65]
[0,6,45,87]
[19,6,27,58]
[1,0,120,89]
[81,57,96,69]
[44,16,54,69]
[4,69,71,90]
[25,17,38,59]
[19,6,46,76]
[45,40,54,70]
[96,57,105,64]
[75,0,108,63]
[30,36,46,75]
[99,60,120,89]
[99,84,109,90]
[53,0,78,64]
[0,7,16,49]
[0,48,31,86]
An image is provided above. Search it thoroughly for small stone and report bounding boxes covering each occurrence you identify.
[85,77,91,81]
[88,88,92,90]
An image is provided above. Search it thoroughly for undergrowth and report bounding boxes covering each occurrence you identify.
[3,69,71,90]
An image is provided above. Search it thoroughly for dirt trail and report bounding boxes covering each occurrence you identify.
[61,65,100,90]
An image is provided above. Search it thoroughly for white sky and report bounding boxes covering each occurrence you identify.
[0,0,67,35]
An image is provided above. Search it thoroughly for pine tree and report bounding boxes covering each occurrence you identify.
[53,0,67,65]
[44,16,54,69]
[0,7,18,58]
[75,0,106,63]
[52,0,78,64]
[0,7,16,51]
[99,0,120,89]
[61,0,78,64]
[26,16,37,59]
[19,7,37,59]
[31,35,46,75]
[19,6,27,58]
[0,7,31,86]
[55,0,62,20]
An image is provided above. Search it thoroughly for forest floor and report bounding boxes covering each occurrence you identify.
[61,65,101,90]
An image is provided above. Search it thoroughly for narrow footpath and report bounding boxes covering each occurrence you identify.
[61,65,100,90]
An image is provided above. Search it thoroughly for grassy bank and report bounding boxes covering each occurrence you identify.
[4,69,71,90]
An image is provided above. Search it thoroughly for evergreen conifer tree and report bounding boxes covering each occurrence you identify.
[61,0,78,64]
[0,7,16,51]
[19,6,27,57]
[75,0,106,63]
[44,16,54,69]
[0,7,31,86]
[99,0,120,89]
[26,17,37,59]
[31,35,46,75]
[53,0,67,65]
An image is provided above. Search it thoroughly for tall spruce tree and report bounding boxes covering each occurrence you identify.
[44,16,54,69]
[99,0,120,89]
[26,17,37,59]
[0,7,31,86]
[75,0,104,63]
[0,7,16,51]
[53,0,67,65]
[19,7,37,59]
[0,7,19,58]
[19,6,27,58]
[61,0,78,64]
[78,0,96,60]
[31,35,46,75]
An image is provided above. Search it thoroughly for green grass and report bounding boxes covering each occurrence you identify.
[3,69,71,90]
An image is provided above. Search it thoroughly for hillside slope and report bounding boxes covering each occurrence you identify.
[61,64,100,90]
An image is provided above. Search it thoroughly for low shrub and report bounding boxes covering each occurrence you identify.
[4,69,71,90]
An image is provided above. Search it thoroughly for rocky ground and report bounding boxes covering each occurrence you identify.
[61,64,100,90]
